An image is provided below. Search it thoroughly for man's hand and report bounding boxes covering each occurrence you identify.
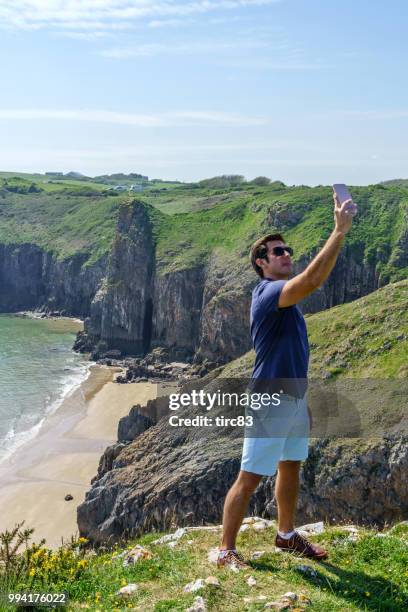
[333,193,354,236]
[278,194,354,308]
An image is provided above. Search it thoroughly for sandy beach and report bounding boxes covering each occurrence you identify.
[0,363,158,549]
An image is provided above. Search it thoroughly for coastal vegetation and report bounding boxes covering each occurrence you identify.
[0,174,406,281]
[228,279,408,380]
[1,520,407,611]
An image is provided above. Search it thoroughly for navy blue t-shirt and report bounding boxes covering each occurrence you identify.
[250,279,309,398]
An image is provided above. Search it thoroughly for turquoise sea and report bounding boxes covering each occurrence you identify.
[0,314,90,464]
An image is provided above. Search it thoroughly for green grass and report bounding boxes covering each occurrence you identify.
[150,182,408,276]
[306,280,408,379]
[1,523,407,611]
[0,173,109,192]
[221,280,407,381]
[0,188,124,264]
[0,176,407,278]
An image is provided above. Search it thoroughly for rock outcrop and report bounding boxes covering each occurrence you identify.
[77,370,408,545]
[84,201,156,354]
[0,243,106,317]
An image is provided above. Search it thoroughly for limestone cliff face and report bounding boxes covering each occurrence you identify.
[195,256,254,363]
[151,267,205,360]
[150,259,254,363]
[84,201,155,354]
[0,242,106,316]
[295,250,380,314]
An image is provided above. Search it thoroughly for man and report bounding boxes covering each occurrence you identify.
[217,193,355,569]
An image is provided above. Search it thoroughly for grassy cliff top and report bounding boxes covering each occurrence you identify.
[0,175,407,280]
[1,520,407,610]
[152,182,408,279]
[222,280,408,380]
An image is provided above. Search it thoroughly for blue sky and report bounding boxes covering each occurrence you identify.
[0,0,407,184]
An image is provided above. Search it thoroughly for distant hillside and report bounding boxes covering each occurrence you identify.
[381,178,408,188]
[0,175,407,359]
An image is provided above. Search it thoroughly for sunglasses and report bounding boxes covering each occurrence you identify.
[269,246,293,257]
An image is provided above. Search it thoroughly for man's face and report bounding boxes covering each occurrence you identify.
[257,240,293,279]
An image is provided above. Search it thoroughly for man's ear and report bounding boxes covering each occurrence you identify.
[255,257,265,271]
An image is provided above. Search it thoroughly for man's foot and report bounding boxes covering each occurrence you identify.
[217,549,250,570]
[275,531,328,560]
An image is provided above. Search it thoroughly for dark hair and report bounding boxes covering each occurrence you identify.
[250,233,285,278]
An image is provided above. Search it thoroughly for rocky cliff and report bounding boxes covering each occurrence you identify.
[77,281,408,544]
[0,242,106,317]
[77,379,408,545]
[78,187,407,363]
[83,201,156,354]
[1,184,407,363]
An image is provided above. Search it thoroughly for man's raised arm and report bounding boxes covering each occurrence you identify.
[278,195,354,308]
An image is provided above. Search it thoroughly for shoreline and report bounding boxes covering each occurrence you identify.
[0,363,158,549]
[13,310,84,325]
[0,312,88,466]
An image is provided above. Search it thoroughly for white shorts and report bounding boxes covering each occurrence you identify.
[240,392,310,477]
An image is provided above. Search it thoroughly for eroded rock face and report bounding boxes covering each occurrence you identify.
[91,442,128,484]
[0,243,106,316]
[84,201,156,354]
[152,267,205,360]
[195,256,254,363]
[117,405,154,442]
[77,375,408,545]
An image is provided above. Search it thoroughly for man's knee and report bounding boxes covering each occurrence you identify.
[235,470,263,495]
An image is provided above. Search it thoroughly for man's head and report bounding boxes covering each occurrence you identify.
[250,233,293,280]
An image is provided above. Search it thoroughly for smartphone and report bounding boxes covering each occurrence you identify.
[332,183,357,216]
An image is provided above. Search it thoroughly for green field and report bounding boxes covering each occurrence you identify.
[0,174,407,281]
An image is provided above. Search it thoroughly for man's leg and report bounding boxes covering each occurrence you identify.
[220,470,262,550]
[275,459,301,533]
[274,458,328,559]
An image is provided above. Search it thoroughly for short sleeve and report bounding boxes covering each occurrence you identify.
[257,279,287,313]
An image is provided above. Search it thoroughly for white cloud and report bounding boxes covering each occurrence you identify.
[0,108,268,127]
[54,30,111,40]
[99,38,270,58]
[147,18,190,28]
[0,1,281,31]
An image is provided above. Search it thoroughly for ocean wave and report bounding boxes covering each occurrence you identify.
[0,358,92,466]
